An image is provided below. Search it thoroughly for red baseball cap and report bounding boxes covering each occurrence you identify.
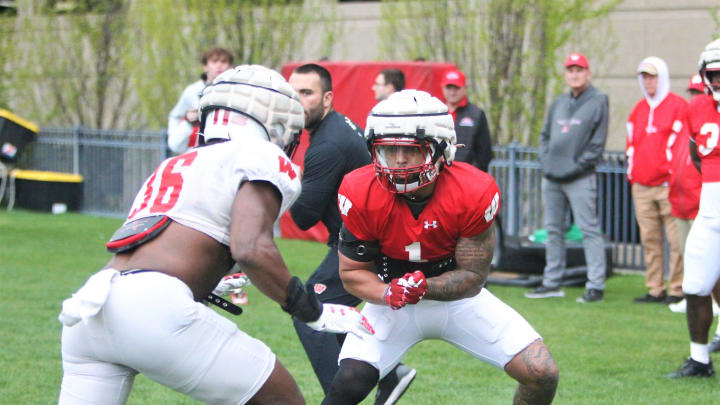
[441,69,466,87]
[688,73,705,92]
[565,53,589,69]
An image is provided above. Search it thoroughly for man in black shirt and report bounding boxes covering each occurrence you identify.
[441,69,493,172]
[288,64,416,404]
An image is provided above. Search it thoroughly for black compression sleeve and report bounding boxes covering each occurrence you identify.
[338,224,379,262]
[283,276,323,322]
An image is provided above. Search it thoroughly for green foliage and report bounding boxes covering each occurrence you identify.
[127,0,319,129]
[6,0,133,128]
[1,0,338,130]
[2,209,720,404]
[712,6,720,40]
[0,16,13,110]
[379,0,620,146]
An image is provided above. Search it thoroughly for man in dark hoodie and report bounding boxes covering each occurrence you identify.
[525,52,609,303]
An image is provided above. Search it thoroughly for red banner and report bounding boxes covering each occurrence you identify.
[279,61,458,242]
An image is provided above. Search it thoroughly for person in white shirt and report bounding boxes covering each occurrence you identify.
[167,47,233,154]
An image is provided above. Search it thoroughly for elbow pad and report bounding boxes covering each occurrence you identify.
[282,276,322,323]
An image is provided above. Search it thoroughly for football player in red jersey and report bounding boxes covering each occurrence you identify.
[322,90,558,404]
[667,39,720,379]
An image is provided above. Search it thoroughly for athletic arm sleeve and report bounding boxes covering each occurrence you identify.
[338,223,379,262]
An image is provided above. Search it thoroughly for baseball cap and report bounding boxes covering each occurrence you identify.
[565,53,589,69]
[441,69,466,87]
[688,73,705,92]
[638,62,658,75]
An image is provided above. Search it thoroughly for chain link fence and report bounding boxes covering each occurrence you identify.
[14,130,644,268]
[17,126,168,216]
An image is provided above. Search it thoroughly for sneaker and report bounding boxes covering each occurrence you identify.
[375,364,416,405]
[665,357,715,378]
[525,286,565,299]
[664,295,684,304]
[710,335,720,353]
[668,298,687,313]
[633,292,666,303]
[576,288,604,303]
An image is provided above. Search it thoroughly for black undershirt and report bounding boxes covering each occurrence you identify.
[402,196,430,219]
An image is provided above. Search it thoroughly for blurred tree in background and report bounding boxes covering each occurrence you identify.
[379,0,620,146]
[0,0,337,129]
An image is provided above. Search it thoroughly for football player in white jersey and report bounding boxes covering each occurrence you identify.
[666,39,720,379]
[58,65,374,405]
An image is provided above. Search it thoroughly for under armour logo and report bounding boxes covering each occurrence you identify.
[424,220,438,229]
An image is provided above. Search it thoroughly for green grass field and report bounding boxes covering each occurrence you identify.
[1,210,719,404]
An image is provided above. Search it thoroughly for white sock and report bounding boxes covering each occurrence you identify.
[690,342,710,364]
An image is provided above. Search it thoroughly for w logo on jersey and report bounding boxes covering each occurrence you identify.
[424,220,438,229]
[278,156,297,180]
[484,192,500,222]
[338,193,352,216]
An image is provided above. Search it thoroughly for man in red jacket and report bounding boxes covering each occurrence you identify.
[626,57,687,304]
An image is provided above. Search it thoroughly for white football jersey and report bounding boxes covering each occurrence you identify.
[124,137,301,246]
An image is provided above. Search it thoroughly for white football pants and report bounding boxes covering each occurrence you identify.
[683,182,720,296]
[339,288,541,379]
[59,270,275,405]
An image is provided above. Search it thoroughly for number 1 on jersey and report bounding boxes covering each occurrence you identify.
[405,241,421,261]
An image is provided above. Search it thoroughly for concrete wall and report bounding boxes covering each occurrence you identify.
[307,0,719,151]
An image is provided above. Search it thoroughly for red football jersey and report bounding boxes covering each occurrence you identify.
[688,94,720,183]
[338,162,500,262]
[626,93,688,186]
[668,128,702,219]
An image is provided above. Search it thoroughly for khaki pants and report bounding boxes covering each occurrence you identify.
[674,217,694,253]
[632,183,683,297]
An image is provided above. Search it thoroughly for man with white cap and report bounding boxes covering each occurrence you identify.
[626,57,687,305]
[526,52,609,303]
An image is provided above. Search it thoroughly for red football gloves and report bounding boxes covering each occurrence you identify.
[384,270,428,310]
[399,270,428,304]
[384,278,407,310]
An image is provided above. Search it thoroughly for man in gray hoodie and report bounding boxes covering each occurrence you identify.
[525,52,609,303]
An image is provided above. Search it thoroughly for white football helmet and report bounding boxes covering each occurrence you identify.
[365,90,456,194]
[198,64,304,155]
[698,38,720,102]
